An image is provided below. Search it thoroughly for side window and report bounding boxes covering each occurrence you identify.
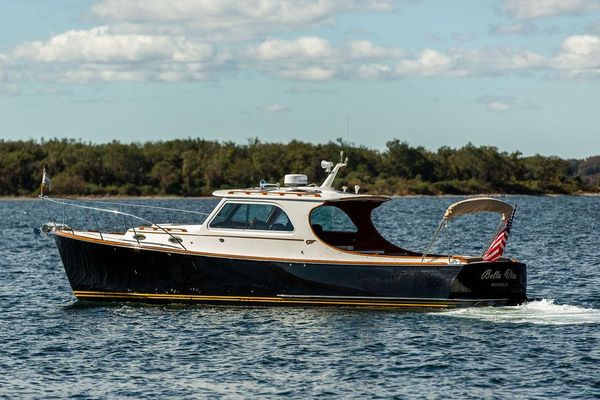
[209,203,294,232]
[310,205,357,232]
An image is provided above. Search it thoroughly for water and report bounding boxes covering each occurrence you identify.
[1,196,599,398]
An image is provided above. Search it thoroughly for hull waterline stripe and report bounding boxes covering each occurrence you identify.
[73,291,451,308]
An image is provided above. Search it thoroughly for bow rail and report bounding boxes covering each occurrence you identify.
[40,196,211,251]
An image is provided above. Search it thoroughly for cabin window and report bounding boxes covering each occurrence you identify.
[209,203,294,231]
[310,205,357,233]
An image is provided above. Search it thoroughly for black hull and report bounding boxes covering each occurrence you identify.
[54,233,527,309]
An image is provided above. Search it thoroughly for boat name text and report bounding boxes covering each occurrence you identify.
[481,269,517,280]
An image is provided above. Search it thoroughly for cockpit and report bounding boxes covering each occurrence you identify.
[309,200,418,256]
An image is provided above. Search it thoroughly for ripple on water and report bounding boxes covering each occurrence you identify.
[1,197,600,398]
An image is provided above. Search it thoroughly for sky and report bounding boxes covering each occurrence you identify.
[1,0,600,158]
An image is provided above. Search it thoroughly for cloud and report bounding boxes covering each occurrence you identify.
[91,0,394,39]
[395,49,456,76]
[10,31,600,83]
[475,96,516,112]
[552,34,600,77]
[248,37,333,61]
[190,34,600,81]
[11,26,231,83]
[488,101,515,112]
[450,32,478,42]
[475,95,540,112]
[503,0,600,19]
[4,0,600,86]
[423,32,444,42]
[14,26,215,63]
[246,37,405,80]
[286,86,336,94]
[246,40,552,81]
[0,83,19,97]
[261,103,289,113]
[36,87,71,96]
[0,59,19,96]
[277,67,336,81]
[588,20,600,34]
[492,22,538,35]
[348,40,405,59]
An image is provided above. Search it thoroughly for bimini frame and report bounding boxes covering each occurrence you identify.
[421,197,515,262]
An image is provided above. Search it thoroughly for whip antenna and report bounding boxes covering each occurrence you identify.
[345,113,350,163]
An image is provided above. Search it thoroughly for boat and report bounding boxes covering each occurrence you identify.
[41,153,527,309]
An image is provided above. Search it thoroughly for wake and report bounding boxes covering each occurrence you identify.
[437,299,600,325]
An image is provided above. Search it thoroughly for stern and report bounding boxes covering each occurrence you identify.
[450,261,527,305]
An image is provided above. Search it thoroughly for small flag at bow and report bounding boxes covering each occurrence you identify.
[41,166,52,195]
[482,205,516,262]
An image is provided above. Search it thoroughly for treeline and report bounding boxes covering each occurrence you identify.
[0,138,598,196]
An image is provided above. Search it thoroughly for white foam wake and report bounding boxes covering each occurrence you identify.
[438,299,600,325]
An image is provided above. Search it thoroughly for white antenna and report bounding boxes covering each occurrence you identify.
[345,113,350,160]
[346,113,350,144]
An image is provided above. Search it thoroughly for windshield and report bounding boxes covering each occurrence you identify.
[210,202,294,231]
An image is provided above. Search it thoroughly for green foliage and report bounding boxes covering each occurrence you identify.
[0,138,597,196]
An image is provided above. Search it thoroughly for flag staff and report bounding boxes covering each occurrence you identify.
[40,165,51,197]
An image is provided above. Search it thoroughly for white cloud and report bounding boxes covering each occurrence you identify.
[248,37,333,61]
[286,86,336,94]
[261,103,289,113]
[475,95,540,112]
[487,101,515,112]
[552,34,600,76]
[277,67,336,81]
[4,0,600,86]
[14,26,214,63]
[11,26,230,83]
[395,49,456,76]
[453,47,547,74]
[493,22,538,35]
[91,0,394,39]
[348,40,404,59]
[10,31,600,83]
[233,35,600,81]
[504,0,600,19]
[246,37,406,80]
[249,40,549,81]
[475,96,516,112]
[356,64,393,79]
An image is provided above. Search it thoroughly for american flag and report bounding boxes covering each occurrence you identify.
[482,206,517,262]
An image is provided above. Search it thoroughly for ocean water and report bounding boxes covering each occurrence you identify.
[1,196,599,398]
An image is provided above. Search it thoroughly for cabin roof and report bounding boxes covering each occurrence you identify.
[212,188,391,203]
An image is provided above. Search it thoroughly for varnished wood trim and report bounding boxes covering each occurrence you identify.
[124,230,304,242]
[225,190,322,198]
[200,234,304,242]
[138,226,188,233]
[73,290,451,308]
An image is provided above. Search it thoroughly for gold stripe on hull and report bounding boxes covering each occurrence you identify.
[73,290,452,308]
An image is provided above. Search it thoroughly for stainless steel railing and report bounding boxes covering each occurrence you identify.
[40,196,211,251]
